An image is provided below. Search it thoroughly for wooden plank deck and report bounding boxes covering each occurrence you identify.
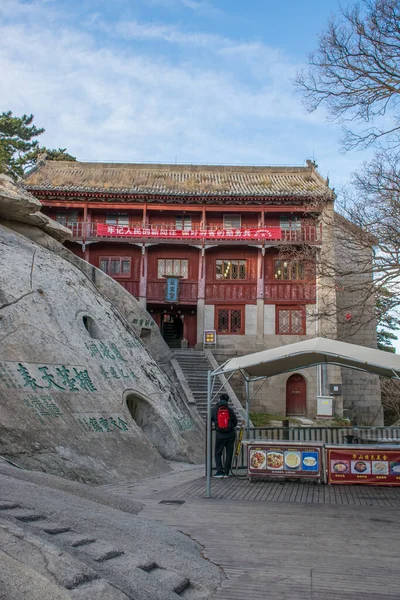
[140,496,400,600]
[147,474,400,507]
[104,468,400,599]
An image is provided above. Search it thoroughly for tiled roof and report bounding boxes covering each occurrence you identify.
[24,160,334,198]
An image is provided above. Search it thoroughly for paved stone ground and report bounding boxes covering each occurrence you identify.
[1,459,400,599]
[104,467,400,600]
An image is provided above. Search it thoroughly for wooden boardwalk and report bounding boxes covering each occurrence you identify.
[104,468,400,599]
[156,474,400,507]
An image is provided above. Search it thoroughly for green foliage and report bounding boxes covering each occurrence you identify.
[0,111,44,179]
[0,111,75,180]
[332,413,351,426]
[249,412,299,426]
[376,287,400,353]
[27,147,76,163]
[377,330,397,353]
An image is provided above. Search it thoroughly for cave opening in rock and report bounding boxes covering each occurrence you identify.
[82,315,102,339]
[126,392,169,457]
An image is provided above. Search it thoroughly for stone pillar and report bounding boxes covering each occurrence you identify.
[256,247,265,344]
[197,247,206,345]
[139,244,147,308]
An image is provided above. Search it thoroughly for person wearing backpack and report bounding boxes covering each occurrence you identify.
[211,393,238,478]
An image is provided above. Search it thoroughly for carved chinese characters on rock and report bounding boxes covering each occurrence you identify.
[0,361,97,393]
[84,341,138,381]
[76,415,129,433]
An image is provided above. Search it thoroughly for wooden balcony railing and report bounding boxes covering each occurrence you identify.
[264,282,316,302]
[147,281,198,303]
[67,222,322,244]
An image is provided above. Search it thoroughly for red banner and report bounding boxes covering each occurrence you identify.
[96,224,282,240]
[328,447,400,485]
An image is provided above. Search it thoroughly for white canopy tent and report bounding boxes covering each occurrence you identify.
[206,337,400,497]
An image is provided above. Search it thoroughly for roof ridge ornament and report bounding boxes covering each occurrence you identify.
[306,159,318,169]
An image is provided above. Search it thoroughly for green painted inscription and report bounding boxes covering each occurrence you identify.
[85,341,128,363]
[174,416,194,432]
[76,415,129,433]
[0,361,97,392]
[23,394,64,425]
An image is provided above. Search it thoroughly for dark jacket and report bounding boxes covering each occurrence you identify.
[211,400,238,438]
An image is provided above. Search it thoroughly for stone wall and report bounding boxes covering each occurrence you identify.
[334,217,382,425]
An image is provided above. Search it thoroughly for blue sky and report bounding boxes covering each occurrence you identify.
[1,0,365,191]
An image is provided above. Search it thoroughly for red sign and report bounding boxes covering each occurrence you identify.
[96,224,282,240]
[328,447,400,485]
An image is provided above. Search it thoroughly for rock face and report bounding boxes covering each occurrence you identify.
[0,462,222,599]
[0,176,204,483]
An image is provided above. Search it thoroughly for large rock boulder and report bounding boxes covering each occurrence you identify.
[0,177,204,483]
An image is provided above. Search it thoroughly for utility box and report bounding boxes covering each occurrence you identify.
[317,396,333,417]
[329,383,342,396]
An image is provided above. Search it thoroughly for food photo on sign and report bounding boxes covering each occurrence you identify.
[351,460,371,474]
[267,451,284,470]
[250,449,267,470]
[284,451,301,471]
[331,460,349,474]
[301,452,319,471]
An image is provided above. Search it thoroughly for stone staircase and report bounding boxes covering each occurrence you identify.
[172,350,244,423]
[161,322,182,348]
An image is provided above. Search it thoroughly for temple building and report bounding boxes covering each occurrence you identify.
[23,159,382,423]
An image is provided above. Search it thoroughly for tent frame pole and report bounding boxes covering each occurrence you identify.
[206,370,212,498]
[245,377,250,439]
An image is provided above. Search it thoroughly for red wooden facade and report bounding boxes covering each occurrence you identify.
[25,161,332,348]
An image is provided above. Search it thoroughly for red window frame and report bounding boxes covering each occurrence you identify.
[215,305,245,335]
[276,306,306,335]
[157,258,189,279]
[99,256,131,279]
[215,259,247,281]
[274,259,306,281]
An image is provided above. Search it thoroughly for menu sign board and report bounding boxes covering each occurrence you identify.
[327,447,400,485]
[247,443,322,480]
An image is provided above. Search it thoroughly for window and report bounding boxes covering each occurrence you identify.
[223,214,241,229]
[175,216,192,231]
[55,211,78,226]
[280,217,301,231]
[216,307,244,334]
[158,258,188,279]
[216,259,247,280]
[105,214,129,226]
[99,257,131,277]
[274,260,305,281]
[276,307,305,335]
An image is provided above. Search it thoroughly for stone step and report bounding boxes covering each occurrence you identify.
[182,366,210,370]
[0,506,206,599]
[172,349,230,423]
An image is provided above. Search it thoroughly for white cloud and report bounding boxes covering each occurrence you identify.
[0,0,351,188]
[115,20,223,47]
[138,0,224,18]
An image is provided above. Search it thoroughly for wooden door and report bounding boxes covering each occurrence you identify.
[185,313,197,348]
[286,374,306,416]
